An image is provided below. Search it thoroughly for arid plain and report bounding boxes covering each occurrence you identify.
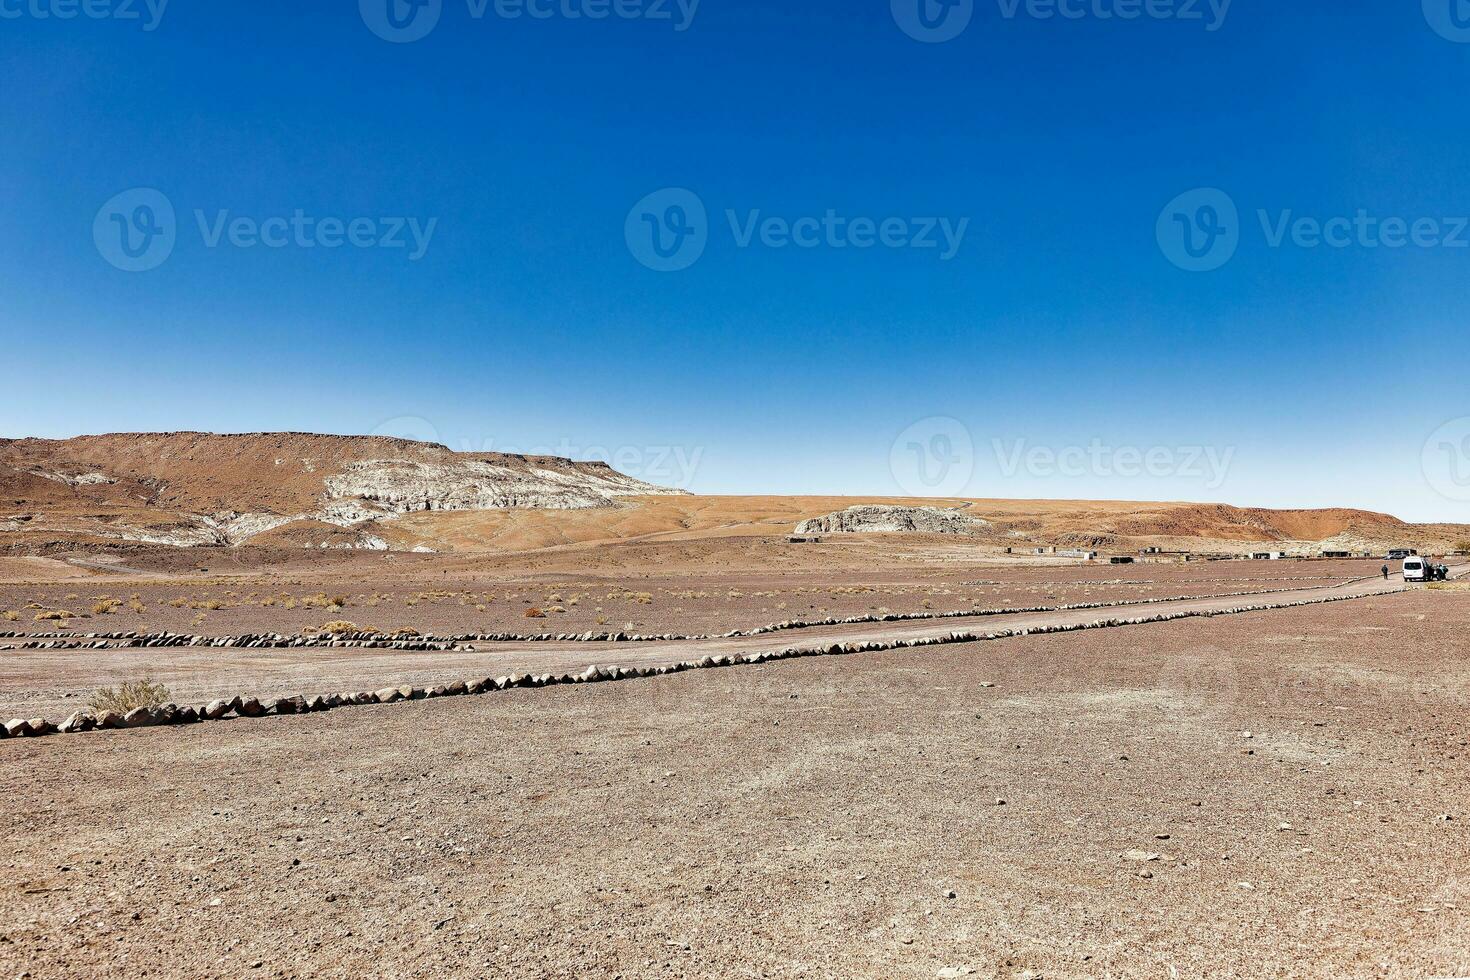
[2,433,1468,978]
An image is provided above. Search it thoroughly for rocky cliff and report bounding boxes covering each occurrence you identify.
[0,432,685,549]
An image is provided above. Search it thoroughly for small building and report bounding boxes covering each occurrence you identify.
[1109,556,1135,565]
[1321,550,1352,559]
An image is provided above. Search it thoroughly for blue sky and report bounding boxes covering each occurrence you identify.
[2,0,1469,521]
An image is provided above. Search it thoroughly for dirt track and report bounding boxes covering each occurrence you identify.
[2,590,1467,978]
[0,574,1413,720]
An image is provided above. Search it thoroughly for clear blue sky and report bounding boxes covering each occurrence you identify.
[3,0,1469,521]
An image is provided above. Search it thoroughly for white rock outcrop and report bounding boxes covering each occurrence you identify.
[795,505,988,536]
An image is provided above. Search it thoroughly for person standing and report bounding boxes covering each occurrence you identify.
[1381,564,1389,580]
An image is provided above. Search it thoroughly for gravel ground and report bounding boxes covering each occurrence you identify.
[2,590,1467,978]
[0,559,1385,640]
[0,576,1401,719]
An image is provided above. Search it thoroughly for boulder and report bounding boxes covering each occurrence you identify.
[27,718,55,737]
[95,710,123,729]
[203,699,233,720]
[237,698,265,717]
[4,719,30,737]
[375,687,403,704]
[122,707,155,728]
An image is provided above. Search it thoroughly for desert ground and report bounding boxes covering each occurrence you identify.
[2,580,1468,978]
[2,538,1468,978]
[4,434,1470,977]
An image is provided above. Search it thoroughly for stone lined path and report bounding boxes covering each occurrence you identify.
[1,573,1440,721]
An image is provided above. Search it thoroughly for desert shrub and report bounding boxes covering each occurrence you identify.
[3,610,18,622]
[88,678,170,714]
[596,615,609,625]
[199,598,225,610]
[547,605,566,614]
[35,609,75,622]
[93,599,122,616]
[524,608,547,619]
[127,597,146,614]
[389,627,419,637]
[316,620,366,635]
[168,597,189,608]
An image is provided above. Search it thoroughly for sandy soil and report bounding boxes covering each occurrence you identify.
[1,590,1467,978]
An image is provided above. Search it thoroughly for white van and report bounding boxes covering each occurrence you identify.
[1403,558,1431,583]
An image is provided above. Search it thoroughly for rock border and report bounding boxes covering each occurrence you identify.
[1,586,1396,742]
[0,581,1370,652]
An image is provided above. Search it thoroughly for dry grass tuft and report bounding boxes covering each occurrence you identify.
[35,609,76,622]
[523,608,547,619]
[315,620,371,635]
[88,678,170,714]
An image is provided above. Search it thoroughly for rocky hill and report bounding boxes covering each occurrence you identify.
[0,432,684,550]
[795,505,989,536]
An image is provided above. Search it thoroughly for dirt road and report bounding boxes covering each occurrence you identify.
[0,574,1421,720]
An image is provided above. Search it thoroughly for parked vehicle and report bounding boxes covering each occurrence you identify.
[1387,549,1418,561]
[1403,558,1431,583]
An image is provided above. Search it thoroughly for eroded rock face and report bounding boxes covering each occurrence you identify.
[0,432,686,551]
[795,505,989,536]
[322,458,677,514]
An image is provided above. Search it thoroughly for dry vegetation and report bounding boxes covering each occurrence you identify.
[87,678,171,714]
